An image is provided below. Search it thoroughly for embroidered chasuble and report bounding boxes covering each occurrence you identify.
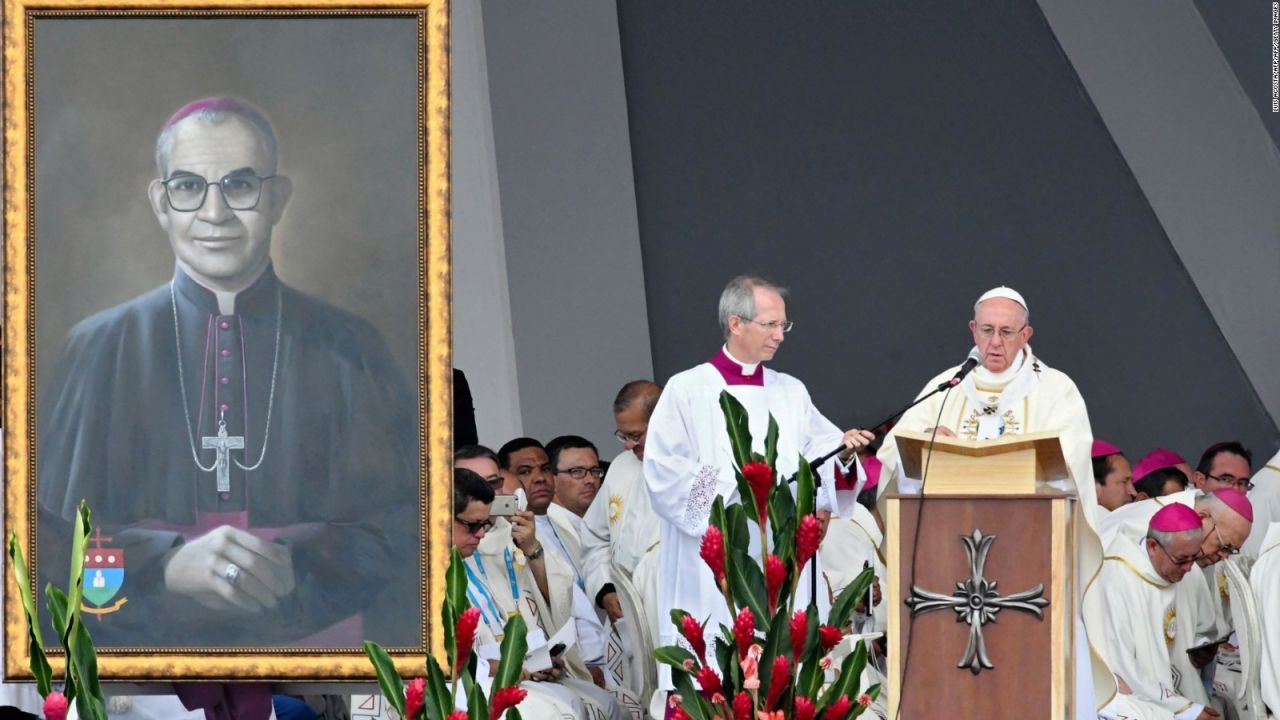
[1251,523,1280,716]
[468,521,628,720]
[644,348,854,690]
[36,266,418,646]
[1090,534,1204,720]
[581,449,660,606]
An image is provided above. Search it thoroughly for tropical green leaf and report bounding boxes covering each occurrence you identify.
[493,614,528,691]
[72,692,107,720]
[8,533,52,696]
[718,391,753,470]
[793,456,816,520]
[714,635,734,686]
[820,639,867,707]
[768,482,797,563]
[46,585,69,644]
[827,566,875,631]
[653,645,697,673]
[671,668,712,720]
[68,620,102,707]
[423,656,451,720]
[764,414,780,468]
[65,504,91,641]
[725,545,767,628]
[507,709,523,720]
[467,679,487,720]
[796,603,822,699]
[725,504,750,555]
[364,641,406,716]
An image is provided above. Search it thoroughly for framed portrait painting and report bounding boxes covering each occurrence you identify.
[3,0,450,680]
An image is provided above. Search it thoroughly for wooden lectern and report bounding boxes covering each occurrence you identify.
[886,430,1078,719]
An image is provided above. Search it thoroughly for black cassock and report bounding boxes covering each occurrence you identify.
[38,266,419,647]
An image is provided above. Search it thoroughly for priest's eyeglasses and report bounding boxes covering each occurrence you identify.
[1203,520,1241,556]
[1204,473,1254,493]
[746,318,794,333]
[976,325,1026,341]
[161,172,277,212]
[1152,539,1197,567]
[454,516,494,536]
[614,430,646,445]
[556,466,605,480]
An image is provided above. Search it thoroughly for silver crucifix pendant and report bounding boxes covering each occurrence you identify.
[202,417,245,494]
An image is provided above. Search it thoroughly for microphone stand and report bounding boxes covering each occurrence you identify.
[800,374,964,607]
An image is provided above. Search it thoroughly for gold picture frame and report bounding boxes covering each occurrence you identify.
[3,0,449,680]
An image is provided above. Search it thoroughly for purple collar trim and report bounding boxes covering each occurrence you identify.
[709,349,764,386]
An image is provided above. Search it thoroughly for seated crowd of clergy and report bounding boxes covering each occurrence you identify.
[449,278,1280,720]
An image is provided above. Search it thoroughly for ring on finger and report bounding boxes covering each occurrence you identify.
[223,562,241,587]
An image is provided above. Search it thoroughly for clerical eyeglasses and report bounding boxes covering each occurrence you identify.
[1203,520,1241,556]
[556,466,605,480]
[745,318,794,333]
[614,430,645,444]
[976,325,1026,341]
[1204,473,1254,493]
[161,172,277,212]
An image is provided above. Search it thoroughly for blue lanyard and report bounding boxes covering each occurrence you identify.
[466,549,522,616]
[544,520,586,592]
[464,558,506,631]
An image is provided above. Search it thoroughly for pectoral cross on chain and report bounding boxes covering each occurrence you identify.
[202,416,245,494]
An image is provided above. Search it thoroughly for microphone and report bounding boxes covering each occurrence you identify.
[937,349,983,391]
[804,349,985,472]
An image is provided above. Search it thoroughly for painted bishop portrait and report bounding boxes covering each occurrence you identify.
[36,97,419,648]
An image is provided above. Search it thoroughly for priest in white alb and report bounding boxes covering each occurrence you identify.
[642,275,874,710]
[1091,503,1214,720]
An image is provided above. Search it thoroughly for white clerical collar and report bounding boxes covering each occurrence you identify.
[722,345,760,376]
[973,346,1026,385]
[176,259,270,315]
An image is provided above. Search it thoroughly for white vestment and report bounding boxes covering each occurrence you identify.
[819,504,886,633]
[467,523,621,720]
[877,346,1112,714]
[1244,452,1280,560]
[1091,534,1205,720]
[1251,522,1280,717]
[582,450,661,602]
[580,449,663,702]
[643,351,852,689]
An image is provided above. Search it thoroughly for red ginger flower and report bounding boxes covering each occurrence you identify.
[765,554,786,613]
[818,625,843,652]
[794,696,816,720]
[454,606,481,673]
[697,665,723,698]
[489,685,528,720]
[681,613,707,664]
[742,461,774,525]
[43,691,68,720]
[757,712,784,720]
[797,514,822,572]
[733,691,754,720]
[857,693,872,708]
[822,695,852,720]
[700,526,727,584]
[765,655,790,711]
[670,707,692,720]
[403,677,426,719]
[734,606,757,660]
[446,713,469,720]
[790,609,809,661]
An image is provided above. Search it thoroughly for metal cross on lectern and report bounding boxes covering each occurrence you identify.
[904,529,1048,675]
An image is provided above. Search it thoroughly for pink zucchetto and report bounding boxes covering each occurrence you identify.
[1132,448,1187,482]
[1150,503,1202,533]
[1212,488,1254,523]
[1091,439,1122,459]
[861,455,882,492]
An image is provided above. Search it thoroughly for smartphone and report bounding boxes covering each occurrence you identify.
[549,643,566,658]
[490,494,519,517]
